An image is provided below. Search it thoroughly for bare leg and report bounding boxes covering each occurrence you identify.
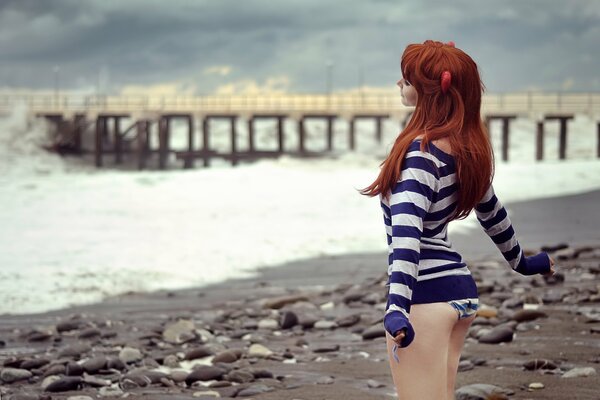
[446,313,476,400]
[385,302,458,400]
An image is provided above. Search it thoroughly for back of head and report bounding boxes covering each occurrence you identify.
[362,40,494,220]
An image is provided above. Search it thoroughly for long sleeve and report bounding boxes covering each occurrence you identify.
[475,184,551,276]
[383,151,439,348]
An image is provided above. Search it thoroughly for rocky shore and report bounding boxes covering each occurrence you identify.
[2,190,600,400]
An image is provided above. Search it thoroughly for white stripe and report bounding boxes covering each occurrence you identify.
[406,150,446,168]
[386,304,410,319]
[400,167,438,191]
[391,236,420,250]
[417,266,471,281]
[389,190,431,212]
[388,260,418,277]
[389,282,413,299]
[429,193,457,212]
[419,258,456,270]
[390,213,422,228]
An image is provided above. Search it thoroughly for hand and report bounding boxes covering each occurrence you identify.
[543,255,556,277]
[393,329,406,345]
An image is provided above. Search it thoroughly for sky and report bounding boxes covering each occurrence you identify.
[1,0,599,95]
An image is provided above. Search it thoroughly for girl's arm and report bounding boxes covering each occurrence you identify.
[474,184,552,275]
[383,152,439,348]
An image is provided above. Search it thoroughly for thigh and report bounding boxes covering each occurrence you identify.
[446,313,476,398]
[386,302,458,400]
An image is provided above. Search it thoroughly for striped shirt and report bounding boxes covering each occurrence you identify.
[380,139,551,347]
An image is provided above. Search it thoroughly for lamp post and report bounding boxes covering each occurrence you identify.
[326,60,333,108]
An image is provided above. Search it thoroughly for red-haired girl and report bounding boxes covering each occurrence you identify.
[361,40,556,399]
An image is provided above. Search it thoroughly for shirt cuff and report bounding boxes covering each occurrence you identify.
[383,311,416,348]
[515,251,552,275]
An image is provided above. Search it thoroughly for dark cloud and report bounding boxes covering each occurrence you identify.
[1,0,599,92]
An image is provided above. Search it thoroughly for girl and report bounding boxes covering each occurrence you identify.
[360,40,556,400]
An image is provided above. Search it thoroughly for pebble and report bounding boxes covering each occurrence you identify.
[313,344,340,353]
[280,311,299,329]
[316,375,334,384]
[562,366,597,378]
[78,328,101,339]
[237,383,274,396]
[226,369,255,383]
[118,346,143,363]
[258,318,279,330]
[523,359,558,370]
[20,358,49,370]
[512,309,548,322]
[185,346,214,360]
[476,306,498,318]
[82,356,107,373]
[45,376,83,392]
[1,367,33,383]
[262,294,309,309]
[98,385,124,397]
[163,319,196,344]
[66,396,94,400]
[367,379,385,388]
[362,325,386,340]
[58,343,91,358]
[455,383,510,400]
[66,361,84,376]
[56,320,82,332]
[212,349,239,363]
[248,343,273,358]
[186,366,226,385]
[457,360,474,371]
[163,354,180,367]
[192,391,221,398]
[314,320,338,329]
[335,313,361,327]
[478,326,514,344]
[528,382,544,390]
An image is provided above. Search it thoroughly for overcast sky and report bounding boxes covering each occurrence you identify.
[1,0,599,95]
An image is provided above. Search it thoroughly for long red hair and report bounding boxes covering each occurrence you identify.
[361,40,494,220]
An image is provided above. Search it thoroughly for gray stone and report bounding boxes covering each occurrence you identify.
[226,369,255,383]
[280,311,298,329]
[185,366,226,385]
[82,356,107,373]
[118,346,143,364]
[45,377,83,392]
[257,318,279,330]
[562,367,597,378]
[98,385,124,397]
[185,346,214,360]
[478,326,514,344]
[237,383,273,397]
[512,309,548,322]
[66,361,84,376]
[163,354,180,367]
[247,343,273,358]
[367,379,385,388]
[455,383,509,400]
[163,319,196,344]
[1,367,33,383]
[336,313,361,327]
[262,294,309,309]
[58,343,91,358]
[362,325,386,340]
[212,350,239,363]
[317,375,335,384]
[523,359,558,370]
[314,320,338,330]
[313,344,340,353]
[20,358,50,370]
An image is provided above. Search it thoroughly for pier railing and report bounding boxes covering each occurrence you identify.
[1,91,599,116]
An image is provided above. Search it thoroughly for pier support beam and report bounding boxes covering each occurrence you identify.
[536,120,544,161]
[350,114,390,151]
[298,114,338,154]
[248,114,288,155]
[484,114,517,162]
[597,121,600,158]
[544,114,574,160]
[203,114,238,166]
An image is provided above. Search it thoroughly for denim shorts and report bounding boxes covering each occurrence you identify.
[446,297,479,320]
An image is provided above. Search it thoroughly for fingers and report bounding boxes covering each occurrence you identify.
[393,331,406,345]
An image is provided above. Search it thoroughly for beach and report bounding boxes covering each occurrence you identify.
[1,189,599,399]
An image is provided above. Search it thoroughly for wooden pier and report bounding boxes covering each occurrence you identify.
[1,91,599,169]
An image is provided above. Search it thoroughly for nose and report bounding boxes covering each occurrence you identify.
[397,79,403,88]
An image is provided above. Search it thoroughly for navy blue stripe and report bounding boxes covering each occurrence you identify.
[389,271,418,287]
[401,157,439,178]
[392,180,435,202]
[425,202,456,222]
[476,194,497,213]
[387,294,412,312]
[437,183,458,201]
[419,262,466,276]
[391,225,421,239]
[478,207,507,230]
[423,222,446,238]
[437,165,455,177]
[380,201,391,215]
[390,202,427,219]
[392,248,420,264]
[502,243,521,263]
[491,225,515,245]
[420,248,462,262]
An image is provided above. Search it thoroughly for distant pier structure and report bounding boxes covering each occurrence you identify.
[1,91,600,169]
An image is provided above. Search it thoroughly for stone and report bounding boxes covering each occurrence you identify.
[58,343,91,358]
[212,350,239,363]
[250,368,274,379]
[83,375,111,387]
[170,369,188,383]
[523,359,558,370]
[317,375,334,384]
[185,346,214,360]
[185,366,226,385]
[313,344,340,353]
[367,379,385,388]
[336,313,361,327]
[362,325,386,340]
[528,382,544,390]
[262,295,309,309]
[192,391,221,398]
[56,320,82,332]
[226,369,255,383]
[562,367,597,378]
[82,356,107,373]
[314,320,338,329]
[458,360,474,372]
[119,346,143,364]
[257,318,279,330]
[106,357,126,370]
[20,358,50,370]
[66,396,94,400]
[45,377,83,392]
[280,311,298,329]
[7,394,40,400]
[66,361,85,376]
[98,385,124,397]
[237,384,273,397]
[1,367,33,383]
[455,383,509,400]
[478,326,513,344]
[512,309,548,322]
[476,306,497,318]
[78,328,101,339]
[247,343,273,358]
[163,319,196,344]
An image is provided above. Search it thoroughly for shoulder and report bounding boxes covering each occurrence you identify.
[403,140,443,180]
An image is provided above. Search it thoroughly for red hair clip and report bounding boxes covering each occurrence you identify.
[446,41,455,47]
[441,71,452,94]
